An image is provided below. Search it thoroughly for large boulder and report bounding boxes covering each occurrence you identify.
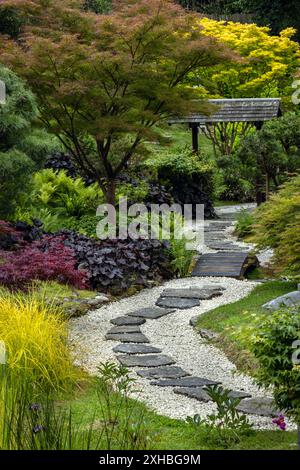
[263,288,300,311]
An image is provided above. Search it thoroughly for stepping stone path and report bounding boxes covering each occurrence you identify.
[150,377,220,388]
[111,316,146,326]
[127,307,175,319]
[174,387,252,402]
[136,367,189,379]
[113,344,162,355]
[108,325,141,334]
[103,208,273,419]
[236,398,280,418]
[117,354,176,368]
[156,297,200,309]
[105,332,150,343]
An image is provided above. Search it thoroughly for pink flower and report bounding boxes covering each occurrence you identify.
[272,415,286,431]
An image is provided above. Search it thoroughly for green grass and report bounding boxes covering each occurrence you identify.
[196,281,297,374]
[63,379,297,450]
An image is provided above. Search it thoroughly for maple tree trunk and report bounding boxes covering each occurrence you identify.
[105,179,116,207]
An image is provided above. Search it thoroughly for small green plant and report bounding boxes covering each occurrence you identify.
[187,385,253,448]
[96,362,152,450]
[252,307,300,449]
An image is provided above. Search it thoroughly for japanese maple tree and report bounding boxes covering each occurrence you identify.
[0,0,232,205]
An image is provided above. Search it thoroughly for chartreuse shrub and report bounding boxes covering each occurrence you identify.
[252,308,300,447]
[20,169,104,232]
[251,175,300,276]
[0,290,78,392]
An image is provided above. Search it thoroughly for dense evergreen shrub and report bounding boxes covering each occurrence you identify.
[148,147,216,218]
[0,66,60,218]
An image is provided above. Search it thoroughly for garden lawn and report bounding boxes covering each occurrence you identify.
[196,281,297,375]
[65,379,297,450]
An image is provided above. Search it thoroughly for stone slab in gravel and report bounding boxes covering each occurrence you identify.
[150,376,220,388]
[111,316,146,326]
[156,297,200,309]
[262,291,300,311]
[161,288,223,300]
[174,387,251,402]
[113,344,162,355]
[107,325,141,334]
[127,307,175,319]
[117,354,176,368]
[136,366,189,379]
[236,398,280,417]
[105,332,149,343]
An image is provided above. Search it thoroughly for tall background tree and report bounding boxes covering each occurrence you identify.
[0,0,233,205]
[0,66,59,219]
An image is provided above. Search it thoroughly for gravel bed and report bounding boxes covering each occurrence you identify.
[69,205,294,430]
[69,276,283,429]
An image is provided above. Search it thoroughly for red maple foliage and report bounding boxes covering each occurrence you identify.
[0,236,89,290]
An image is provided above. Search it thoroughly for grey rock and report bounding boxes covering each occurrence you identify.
[111,316,146,326]
[190,316,199,327]
[174,387,251,402]
[199,329,219,341]
[127,307,175,319]
[150,376,220,388]
[262,291,300,311]
[117,354,176,368]
[105,333,149,343]
[156,297,200,309]
[136,366,189,379]
[236,398,280,417]
[113,344,162,355]
[107,325,141,335]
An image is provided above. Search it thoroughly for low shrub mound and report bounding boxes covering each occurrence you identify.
[0,221,175,293]
[53,230,173,293]
[0,236,88,291]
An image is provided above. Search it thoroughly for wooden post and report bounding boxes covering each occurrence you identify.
[191,124,199,153]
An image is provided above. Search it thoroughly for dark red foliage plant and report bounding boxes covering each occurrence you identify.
[0,236,88,291]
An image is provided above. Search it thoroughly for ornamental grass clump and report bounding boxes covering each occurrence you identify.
[0,291,78,392]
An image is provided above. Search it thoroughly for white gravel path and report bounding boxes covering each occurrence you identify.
[69,205,284,430]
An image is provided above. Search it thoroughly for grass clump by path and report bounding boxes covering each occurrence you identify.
[196,281,297,375]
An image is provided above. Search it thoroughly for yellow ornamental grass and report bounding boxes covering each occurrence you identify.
[0,291,78,392]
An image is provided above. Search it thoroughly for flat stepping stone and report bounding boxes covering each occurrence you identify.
[113,344,162,355]
[111,316,146,326]
[156,297,200,309]
[117,354,176,368]
[105,332,149,343]
[174,387,251,402]
[192,252,259,279]
[150,376,220,387]
[136,366,189,379]
[236,398,280,417]
[161,288,223,300]
[107,325,141,334]
[127,307,175,319]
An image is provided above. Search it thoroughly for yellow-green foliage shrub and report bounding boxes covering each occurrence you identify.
[0,291,77,392]
[251,175,300,275]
